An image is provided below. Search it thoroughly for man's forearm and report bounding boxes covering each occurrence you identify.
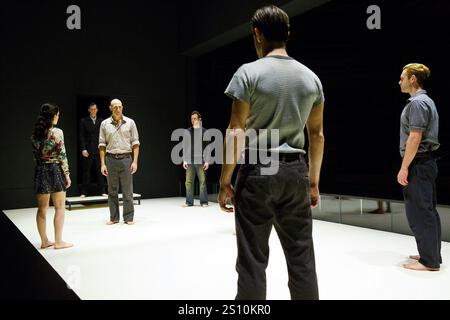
[308,132,324,186]
[219,135,237,185]
[220,164,236,185]
[132,145,139,164]
[99,147,106,166]
[401,135,421,169]
[219,129,245,185]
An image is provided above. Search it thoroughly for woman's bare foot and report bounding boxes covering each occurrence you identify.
[54,242,74,250]
[40,241,55,249]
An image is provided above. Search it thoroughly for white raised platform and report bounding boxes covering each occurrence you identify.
[4,197,450,300]
[65,193,141,210]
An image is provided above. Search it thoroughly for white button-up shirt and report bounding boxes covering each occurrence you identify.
[99,116,140,154]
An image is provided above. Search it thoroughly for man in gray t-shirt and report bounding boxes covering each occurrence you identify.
[218,5,324,300]
[397,63,441,271]
[225,55,324,153]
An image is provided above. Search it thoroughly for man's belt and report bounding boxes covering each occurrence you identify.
[106,153,132,159]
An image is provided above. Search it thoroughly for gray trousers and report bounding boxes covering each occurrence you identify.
[105,156,134,222]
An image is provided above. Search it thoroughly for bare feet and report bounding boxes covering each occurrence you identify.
[80,194,86,198]
[125,221,135,225]
[182,204,192,207]
[409,255,420,261]
[54,242,74,250]
[101,193,108,197]
[40,241,55,249]
[201,204,209,208]
[403,262,439,271]
[107,221,119,225]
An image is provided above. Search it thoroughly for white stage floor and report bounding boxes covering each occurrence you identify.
[4,197,450,300]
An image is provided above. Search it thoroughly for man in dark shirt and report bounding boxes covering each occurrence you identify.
[79,103,106,197]
[397,63,441,271]
[182,111,210,207]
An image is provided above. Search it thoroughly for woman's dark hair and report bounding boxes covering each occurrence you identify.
[32,103,59,141]
[251,5,290,43]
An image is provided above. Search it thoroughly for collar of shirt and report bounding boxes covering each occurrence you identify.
[109,116,127,126]
[407,89,427,102]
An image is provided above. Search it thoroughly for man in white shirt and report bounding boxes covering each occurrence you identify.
[99,99,140,225]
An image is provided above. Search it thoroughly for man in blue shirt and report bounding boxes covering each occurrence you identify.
[397,63,441,271]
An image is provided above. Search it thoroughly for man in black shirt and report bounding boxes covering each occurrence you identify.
[79,103,106,197]
[182,111,210,207]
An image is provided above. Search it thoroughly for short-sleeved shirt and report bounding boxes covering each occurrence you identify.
[31,127,69,174]
[99,115,140,154]
[224,55,324,153]
[399,90,439,157]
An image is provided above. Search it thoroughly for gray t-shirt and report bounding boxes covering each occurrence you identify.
[224,55,324,153]
[399,90,439,157]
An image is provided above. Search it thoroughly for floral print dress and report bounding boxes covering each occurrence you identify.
[31,127,69,194]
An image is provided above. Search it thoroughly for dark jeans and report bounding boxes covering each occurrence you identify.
[403,157,442,268]
[185,164,208,206]
[81,152,106,195]
[234,156,319,300]
[105,156,134,222]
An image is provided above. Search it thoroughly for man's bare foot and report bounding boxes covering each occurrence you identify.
[54,242,74,250]
[101,193,108,197]
[125,221,135,225]
[80,194,86,198]
[40,241,55,249]
[409,255,420,261]
[107,221,119,225]
[403,261,439,271]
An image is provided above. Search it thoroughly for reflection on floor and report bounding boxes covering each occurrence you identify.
[4,197,450,300]
[312,195,450,241]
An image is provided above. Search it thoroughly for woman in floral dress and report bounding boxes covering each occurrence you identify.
[31,103,73,249]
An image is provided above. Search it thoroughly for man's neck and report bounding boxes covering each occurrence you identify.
[266,47,288,57]
[112,115,123,123]
[193,124,201,129]
[409,87,423,97]
[90,115,97,120]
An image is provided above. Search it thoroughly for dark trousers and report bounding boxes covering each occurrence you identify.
[403,157,442,268]
[234,156,319,300]
[81,153,105,195]
[105,156,134,222]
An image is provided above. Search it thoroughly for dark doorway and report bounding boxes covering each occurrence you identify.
[76,95,111,195]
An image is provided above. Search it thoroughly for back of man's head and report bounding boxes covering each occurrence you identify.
[251,5,290,44]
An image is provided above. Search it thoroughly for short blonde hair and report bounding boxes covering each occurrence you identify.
[403,63,431,87]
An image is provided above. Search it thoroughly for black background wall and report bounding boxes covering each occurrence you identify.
[1,0,449,210]
[0,0,187,209]
[190,0,450,204]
